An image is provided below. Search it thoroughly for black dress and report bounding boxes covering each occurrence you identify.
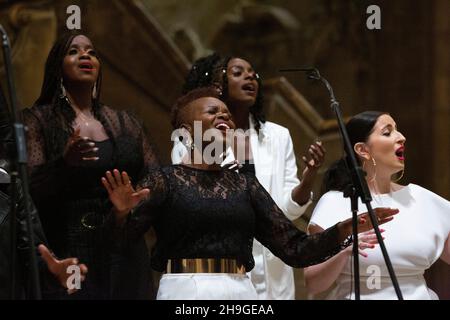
[23,104,159,299]
[0,178,63,299]
[117,165,351,273]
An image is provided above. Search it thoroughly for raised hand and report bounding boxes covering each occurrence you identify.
[38,244,88,295]
[101,169,150,223]
[63,127,98,166]
[339,207,398,242]
[357,207,398,232]
[344,229,386,258]
[302,141,326,173]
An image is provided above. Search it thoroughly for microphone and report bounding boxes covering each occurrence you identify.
[279,67,336,102]
[279,67,322,81]
[281,66,404,300]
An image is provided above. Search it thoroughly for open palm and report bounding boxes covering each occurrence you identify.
[302,141,326,171]
[38,244,88,294]
[102,169,150,220]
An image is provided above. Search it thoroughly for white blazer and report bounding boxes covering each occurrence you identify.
[247,118,311,300]
[171,116,311,299]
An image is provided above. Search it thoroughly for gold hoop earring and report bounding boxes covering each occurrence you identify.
[92,83,97,99]
[393,169,404,182]
[363,157,377,182]
[370,158,377,182]
[188,141,196,151]
[179,127,195,151]
[184,137,196,151]
[59,78,67,99]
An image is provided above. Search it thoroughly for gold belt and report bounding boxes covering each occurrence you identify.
[166,258,246,274]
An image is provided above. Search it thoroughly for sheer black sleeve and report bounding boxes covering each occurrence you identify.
[113,168,169,244]
[120,110,160,170]
[22,108,68,200]
[247,174,351,268]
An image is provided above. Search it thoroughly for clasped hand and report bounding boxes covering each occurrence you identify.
[63,128,99,166]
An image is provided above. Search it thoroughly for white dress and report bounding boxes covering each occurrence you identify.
[309,184,450,300]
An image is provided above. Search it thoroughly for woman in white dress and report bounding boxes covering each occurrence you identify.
[305,111,450,300]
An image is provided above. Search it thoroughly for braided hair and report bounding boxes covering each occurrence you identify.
[183,53,266,133]
[33,31,109,161]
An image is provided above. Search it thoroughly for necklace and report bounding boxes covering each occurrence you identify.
[63,96,95,127]
[75,110,95,127]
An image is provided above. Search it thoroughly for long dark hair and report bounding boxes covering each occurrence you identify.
[322,111,388,193]
[182,53,265,133]
[33,31,105,161]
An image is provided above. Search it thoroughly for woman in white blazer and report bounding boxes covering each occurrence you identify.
[174,53,326,299]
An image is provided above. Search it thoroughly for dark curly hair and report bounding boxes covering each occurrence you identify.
[322,111,389,194]
[182,53,265,133]
[171,86,221,129]
[33,31,111,161]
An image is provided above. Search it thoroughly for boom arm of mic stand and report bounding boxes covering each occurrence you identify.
[322,75,404,300]
[280,66,404,300]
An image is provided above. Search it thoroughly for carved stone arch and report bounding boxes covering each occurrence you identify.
[0,1,57,108]
[210,2,300,76]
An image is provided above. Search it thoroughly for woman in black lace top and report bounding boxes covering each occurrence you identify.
[102,87,398,300]
[23,32,159,299]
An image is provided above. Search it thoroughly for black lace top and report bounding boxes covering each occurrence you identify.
[120,165,350,272]
[23,104,159,299]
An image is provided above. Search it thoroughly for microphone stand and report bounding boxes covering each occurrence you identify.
[0,24,42,299]
[280,68,403,300]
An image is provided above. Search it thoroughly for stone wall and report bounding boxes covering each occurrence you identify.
[1,0,448,299]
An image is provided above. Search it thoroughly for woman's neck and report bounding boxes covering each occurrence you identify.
[65,84,93,112]
[181,148,222,171]
[368,174,393,194]
[184,162,222,171]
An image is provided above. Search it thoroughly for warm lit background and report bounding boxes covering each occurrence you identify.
[0,0,448,299]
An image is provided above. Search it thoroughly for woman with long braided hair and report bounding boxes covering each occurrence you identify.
[23,32,159,299]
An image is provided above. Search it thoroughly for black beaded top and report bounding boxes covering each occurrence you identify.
[120,165,350,272]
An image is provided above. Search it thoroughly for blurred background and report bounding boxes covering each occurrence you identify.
[0,0,448,299]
